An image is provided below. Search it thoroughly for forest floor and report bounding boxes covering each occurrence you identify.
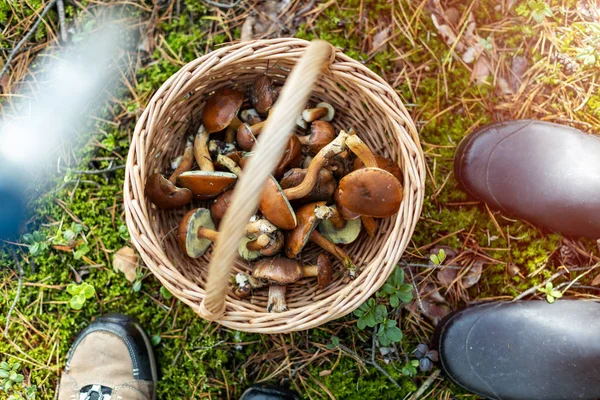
[1,0,600,399]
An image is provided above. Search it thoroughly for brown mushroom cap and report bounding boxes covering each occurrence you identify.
[177,208,215,258]
[306,121,336,155]
[250,75,277,115]
[337,168,403,217]
[145,173,193,210]
[353,156,402,181]
[210,189,233,226]
[334,187,360,220]
[259,176,297,230]
[236,123,257,151]
[202,88,244,134]
[253,257,303,284]
[280,167,336,205]
[274,135,303,178]
[177,171,237,200]
[285,201,326,258]
[316,253,333,289]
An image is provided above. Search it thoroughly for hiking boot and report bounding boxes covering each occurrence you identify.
[58,313,157,400]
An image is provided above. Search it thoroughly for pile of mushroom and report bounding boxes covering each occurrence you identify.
[144,73,405,313]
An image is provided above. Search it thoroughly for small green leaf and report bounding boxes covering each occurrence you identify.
[151,335,161,346]
[550,289,562,299]
[389,294,399,308]
[386,326,403,342]
[67,284,81,295]
[82,284,95,299]
[375,304,388,323]
[429,254,439,265]
[411,359,420,367]
[1,361,9,370]
[160,286,173,299]
[357,318,367,330]
[0,370,8,378]
[13,374,24,383]
[438,249,446,263]
[4,379,12,390]
[70,296,84,310]
[546,294,555,304]
[133,280,142,292]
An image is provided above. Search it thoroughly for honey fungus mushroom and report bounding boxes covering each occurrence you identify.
[237,255,333,312]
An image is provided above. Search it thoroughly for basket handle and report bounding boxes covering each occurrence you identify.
[198,40,334,320]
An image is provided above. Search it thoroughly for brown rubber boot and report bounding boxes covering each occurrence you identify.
[58,314,157,400]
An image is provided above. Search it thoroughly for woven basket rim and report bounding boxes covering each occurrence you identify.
[124,38,425,333]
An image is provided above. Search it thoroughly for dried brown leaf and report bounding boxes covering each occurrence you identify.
[113,246,138,283]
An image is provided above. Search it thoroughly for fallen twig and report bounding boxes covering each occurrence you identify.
[513,270,567,301]
[72,164,125,175]
[57,0,68,42]
[337,343,401,389]
[408,369,441,400]
[0,0,59,83]
[201,0,242,9]
[4,249,24,339]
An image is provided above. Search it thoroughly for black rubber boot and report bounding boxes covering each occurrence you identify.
[454,120,600,238]
[239,384,300,400]
[432,301,600,400]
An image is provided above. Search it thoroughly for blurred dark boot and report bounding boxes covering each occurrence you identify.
[433,301,600,400]
[58,313,157,400]
[240,384,300,400]
[454,120,600,238]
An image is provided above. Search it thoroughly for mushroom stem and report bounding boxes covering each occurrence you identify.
[267,285,288,313]
[309,230,356,278]
[302,265,319,277]
[283,131,349,201]
[194,126,215,172]
[225,115,243,144]
[169,140,194,183]
[295,134,310,145]
[302,107,327,122]
[230,115,243,130]
[216,154,243,176]
[361,215,377,237]
[250,120,266,134]
[329,207,346,229]
[225,127,236,143]
[245,219,278,235]
[197,226,219,242]
[234,272,267,298]
[346,134,378,168]
[246,233,271,251]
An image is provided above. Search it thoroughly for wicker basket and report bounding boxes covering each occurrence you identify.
[124,38,425,333]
